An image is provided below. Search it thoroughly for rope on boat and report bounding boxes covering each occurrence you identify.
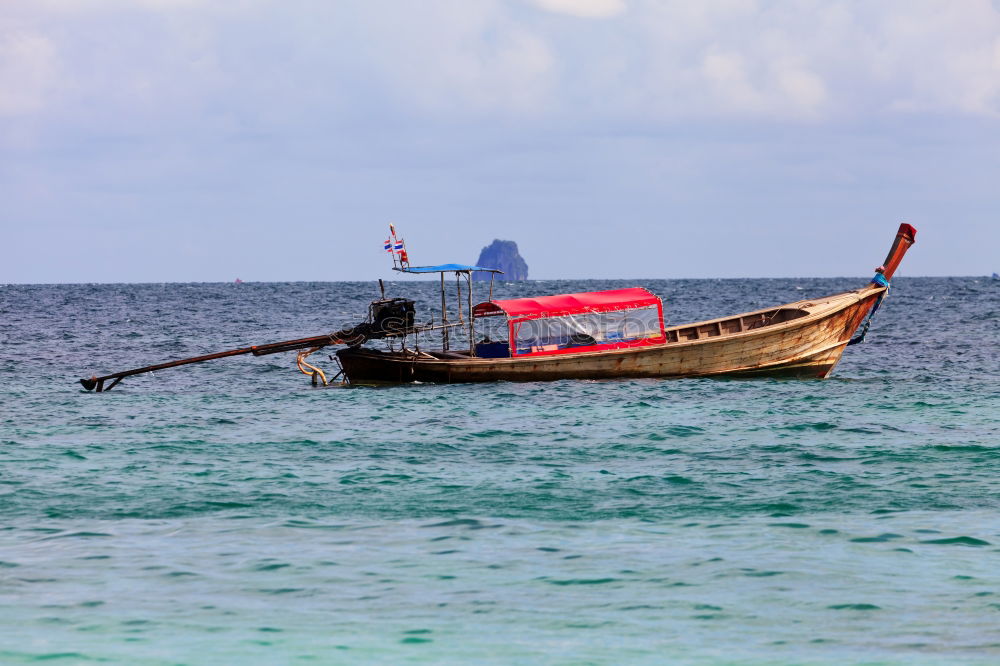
[296,347,328,386]
[848,273,890,346]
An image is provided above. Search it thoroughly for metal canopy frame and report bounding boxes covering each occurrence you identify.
[392,264,504,355]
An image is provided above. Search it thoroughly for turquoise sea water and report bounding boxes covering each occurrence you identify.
[2,277,999,664]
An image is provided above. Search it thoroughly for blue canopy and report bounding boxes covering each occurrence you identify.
[396,264,503,274]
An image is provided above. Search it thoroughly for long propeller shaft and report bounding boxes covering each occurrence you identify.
[80,332,345,392]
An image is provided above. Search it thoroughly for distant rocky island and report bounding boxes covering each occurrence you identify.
[473,239,528,281]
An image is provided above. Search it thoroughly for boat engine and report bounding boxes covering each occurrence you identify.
[327,298,417,347]
[370,298,416,335]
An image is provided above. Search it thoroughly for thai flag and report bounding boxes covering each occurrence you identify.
[394,240,404,252]
[384,239,392,252]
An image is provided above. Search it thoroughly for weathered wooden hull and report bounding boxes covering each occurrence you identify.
[337,286,883,384]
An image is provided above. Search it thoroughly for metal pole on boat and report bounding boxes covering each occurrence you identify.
[467,272,475,356]
[440,272,449,351]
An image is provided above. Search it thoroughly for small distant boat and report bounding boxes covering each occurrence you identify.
[992,273,999,280]
[80,224,916,391]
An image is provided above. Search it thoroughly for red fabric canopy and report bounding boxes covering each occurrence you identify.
[473,287,661,320]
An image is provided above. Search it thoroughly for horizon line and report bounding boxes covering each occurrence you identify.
[0,274,977,287]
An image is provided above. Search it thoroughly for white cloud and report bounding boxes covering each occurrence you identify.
[1,0,999,130]
[701,51,764,113]
[773,63,827,113]
[600,0,1000,120]
[860,1,1000,116]
[0,30,57,116]
[342,2,556,116]
[530,0,627,19]
[30,0,221,12]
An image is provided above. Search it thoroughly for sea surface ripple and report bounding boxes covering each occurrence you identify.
[1,277,999,664]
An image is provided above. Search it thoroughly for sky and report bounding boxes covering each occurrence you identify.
[2,0,999,283]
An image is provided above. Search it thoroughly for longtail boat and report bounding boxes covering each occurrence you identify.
[80,223,915,391]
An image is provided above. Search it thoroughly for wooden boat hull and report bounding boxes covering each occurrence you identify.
[337,286,883,383]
